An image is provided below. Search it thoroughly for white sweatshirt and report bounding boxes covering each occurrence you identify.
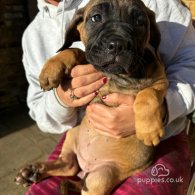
[22,0,195,139]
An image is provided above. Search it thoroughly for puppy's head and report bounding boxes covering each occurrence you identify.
[60,0,161,78]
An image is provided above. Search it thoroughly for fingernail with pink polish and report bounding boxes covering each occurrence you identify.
[101,95,107,100]
[93,91,99,96]
[102,77,107,84]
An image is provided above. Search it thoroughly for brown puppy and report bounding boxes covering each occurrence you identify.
[15,0,168,194]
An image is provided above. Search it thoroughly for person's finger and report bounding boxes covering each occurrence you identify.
[86,104,118,129]
[88,115,122,138]
[101,93,135,106]
[86,99,136,137]
[87,105,134,138]
[73,78,107,98]
[71,73,105,88]
[71,93,97,107]
[70,64,98,77]
[93,127,123,139]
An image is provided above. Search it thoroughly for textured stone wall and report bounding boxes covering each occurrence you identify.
[0,0,29,110]
[27,0,38,21]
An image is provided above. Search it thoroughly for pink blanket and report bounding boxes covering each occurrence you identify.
[26,131,191,195]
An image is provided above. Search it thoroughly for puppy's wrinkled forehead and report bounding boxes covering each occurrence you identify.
[84,0,147,17]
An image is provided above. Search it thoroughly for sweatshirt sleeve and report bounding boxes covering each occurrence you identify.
[165,21,195,127]
[23,55,78,134]
[148,0,195,138]
[22,26,78,134]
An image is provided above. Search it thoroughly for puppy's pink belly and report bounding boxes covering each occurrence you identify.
[77,148,113,173]
[76,126,128,173]
[77,143,116,173]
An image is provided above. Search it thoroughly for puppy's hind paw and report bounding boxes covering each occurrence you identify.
[14,164,43,187]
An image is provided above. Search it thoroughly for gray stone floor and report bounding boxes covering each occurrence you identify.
[0,104,62,195]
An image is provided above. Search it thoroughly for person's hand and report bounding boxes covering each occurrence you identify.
[86,93,136,138]
[56,64,107,107]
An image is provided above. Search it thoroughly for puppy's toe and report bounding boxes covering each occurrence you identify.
[151,136,160,146]
[15,165,41,186]
[39,71,63,91]
[47,76,61,89]
[15,172,32,187]
[39,75,54,91]
[144,135,160,146]
[15,174,32,187]
[136,131,161,146]
[39,77,49,90]
[143,138,153,146]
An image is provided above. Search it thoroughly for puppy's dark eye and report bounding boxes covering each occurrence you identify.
[131,8,146,27]
[91,14,102,23]
[135,15,145,26]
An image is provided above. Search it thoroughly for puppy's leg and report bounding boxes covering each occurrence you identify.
[39,48,86,90]
[81,166,120,195]
[134,85,166,146]
[15,127,80,187]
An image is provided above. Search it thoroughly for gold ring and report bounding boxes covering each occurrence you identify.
[69,89,78,100]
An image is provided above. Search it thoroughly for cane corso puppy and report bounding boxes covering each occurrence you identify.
[15,0,168,194]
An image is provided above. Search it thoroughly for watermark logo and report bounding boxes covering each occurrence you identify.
[136,163,183,184]
[151,163,170,177]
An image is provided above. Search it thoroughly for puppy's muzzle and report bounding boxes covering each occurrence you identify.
[86,23,137,75]
[105,36,132,55]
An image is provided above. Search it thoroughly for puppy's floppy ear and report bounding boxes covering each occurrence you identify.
[147,9,161,51]
[57,8,85,52]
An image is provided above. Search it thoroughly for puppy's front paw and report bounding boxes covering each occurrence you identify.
[15,163,43,187]
[39,59,64,91]
[136,127,164,146]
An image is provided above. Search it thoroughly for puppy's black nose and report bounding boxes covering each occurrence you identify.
[107,39,130,54]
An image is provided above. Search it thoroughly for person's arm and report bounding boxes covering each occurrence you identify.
[23,37,105,134]
[164,20,195,136]
[23,48,78,134]
[147,0,195,138]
